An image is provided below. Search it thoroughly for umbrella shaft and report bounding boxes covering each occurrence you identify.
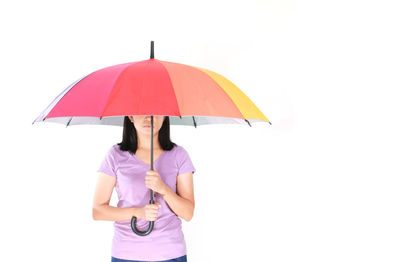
[150,115,155,202]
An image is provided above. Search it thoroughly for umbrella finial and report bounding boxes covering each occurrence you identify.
[150,41,154,59]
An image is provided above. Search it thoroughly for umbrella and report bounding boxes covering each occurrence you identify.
[32,41,271,236]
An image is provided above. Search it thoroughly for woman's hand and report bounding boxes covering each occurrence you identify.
[136,203,161,221]
[145,167,168,195]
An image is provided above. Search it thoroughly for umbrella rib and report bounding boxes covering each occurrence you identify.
[192,116,197,128]
[245,119,252,127]
[66,117,72,127]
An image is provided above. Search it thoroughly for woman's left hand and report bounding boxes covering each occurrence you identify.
[145,167,167,195]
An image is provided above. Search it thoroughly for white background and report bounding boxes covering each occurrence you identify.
[1,0,399,261]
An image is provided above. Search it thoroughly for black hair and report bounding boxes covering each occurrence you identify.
[117,116,177,155]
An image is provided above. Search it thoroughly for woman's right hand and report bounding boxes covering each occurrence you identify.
[136,203,161,221]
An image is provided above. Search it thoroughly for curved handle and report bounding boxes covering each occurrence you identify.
[130,114,156,236]
[130,198,155,236]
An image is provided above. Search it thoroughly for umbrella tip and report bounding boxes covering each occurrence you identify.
[150,41,154,59]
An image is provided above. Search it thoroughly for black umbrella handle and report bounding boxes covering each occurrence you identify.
[130,113,156,236]
[130,195,155,236]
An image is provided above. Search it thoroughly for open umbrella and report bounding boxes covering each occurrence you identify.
[32,41,271,236]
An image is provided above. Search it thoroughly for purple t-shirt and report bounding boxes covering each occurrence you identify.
[97,144,196,261]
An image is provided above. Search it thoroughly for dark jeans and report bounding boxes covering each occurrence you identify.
[111,254,187,262]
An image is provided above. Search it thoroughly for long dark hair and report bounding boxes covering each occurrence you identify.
[117,116,177,154]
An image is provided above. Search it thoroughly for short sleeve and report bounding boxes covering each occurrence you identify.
[176,146,196,176]
[97,145,117,178]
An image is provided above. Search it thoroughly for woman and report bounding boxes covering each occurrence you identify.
[93,115,196,262]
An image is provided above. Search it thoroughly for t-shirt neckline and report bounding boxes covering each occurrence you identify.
[130,146,175,169]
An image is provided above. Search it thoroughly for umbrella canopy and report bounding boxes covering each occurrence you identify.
[32,41,271,236]
[32,49,270,128]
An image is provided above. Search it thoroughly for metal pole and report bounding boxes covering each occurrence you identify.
[130,41,156,235]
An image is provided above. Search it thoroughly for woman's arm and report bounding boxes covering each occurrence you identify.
[92,172,139,221]
[161,171,195,222]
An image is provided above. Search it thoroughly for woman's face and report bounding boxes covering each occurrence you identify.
[128,115,166,136]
